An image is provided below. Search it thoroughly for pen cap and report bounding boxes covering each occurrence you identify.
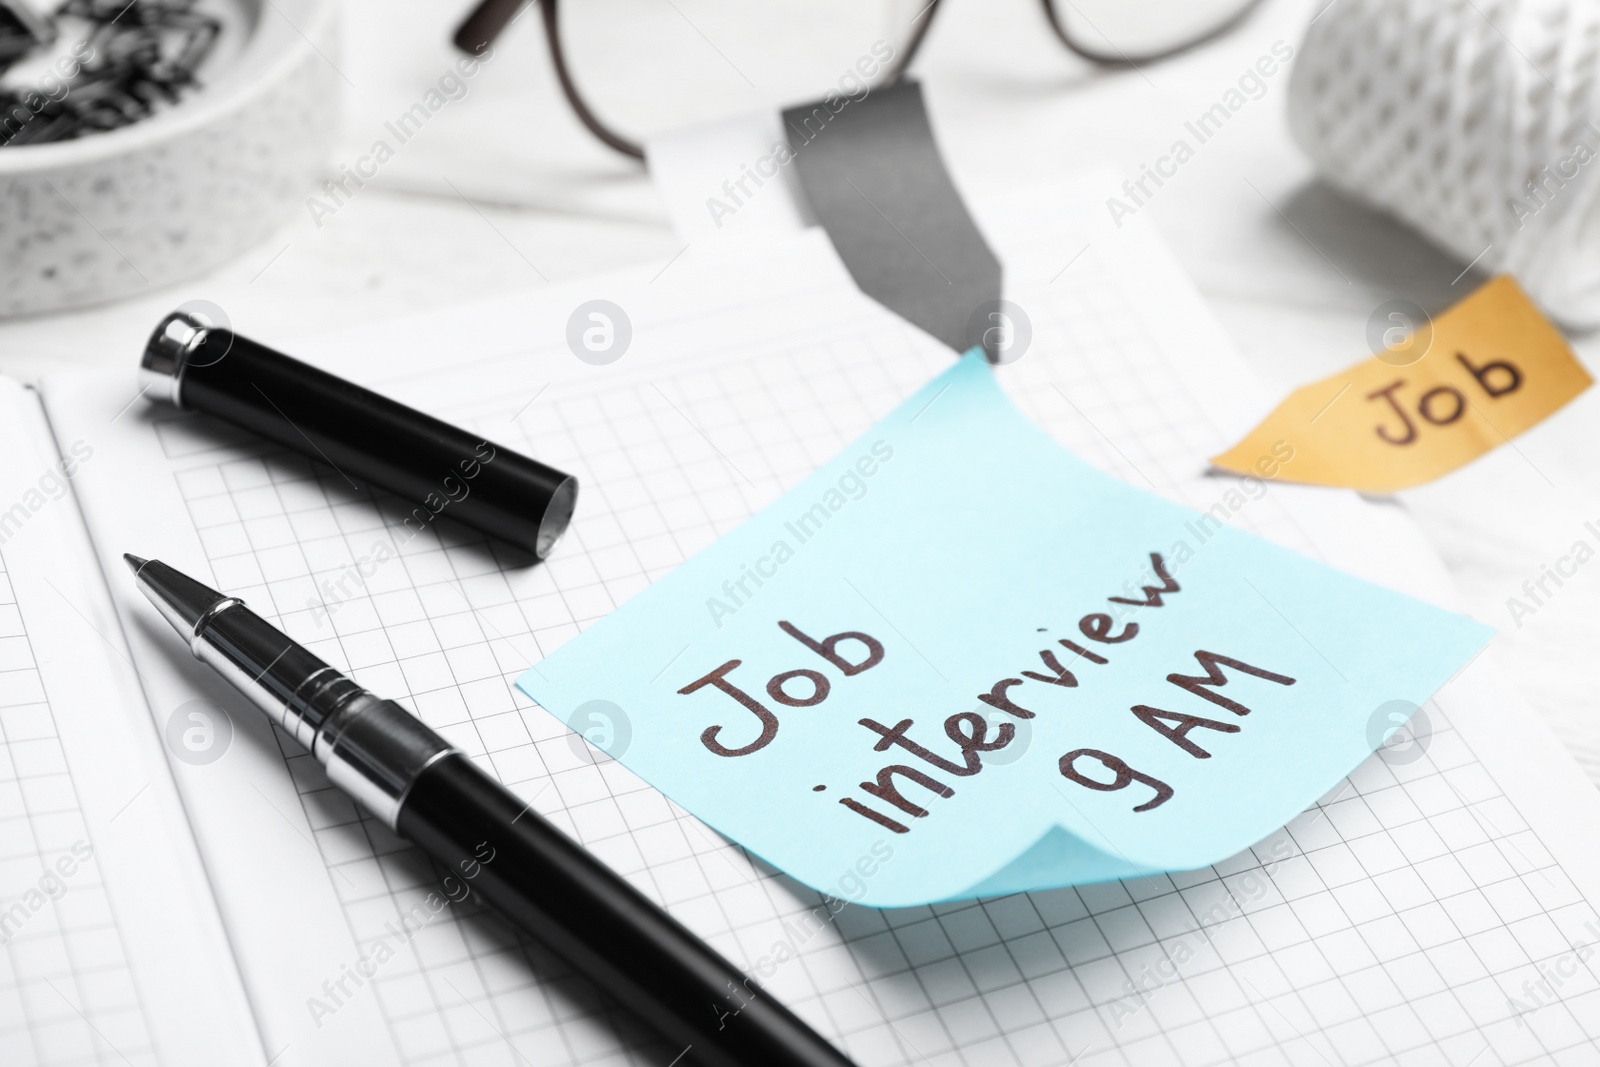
[140,310,578,559]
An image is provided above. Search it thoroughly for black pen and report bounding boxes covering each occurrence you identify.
[125,554,856,1067]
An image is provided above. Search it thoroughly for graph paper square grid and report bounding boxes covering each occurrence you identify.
[158,262,1600,1067]
[0,550,155,1067]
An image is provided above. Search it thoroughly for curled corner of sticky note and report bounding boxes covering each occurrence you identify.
[874,817,1273,907]
[946,827,1155,903]
[1210,275,1592,493]
[804,824,1160,909]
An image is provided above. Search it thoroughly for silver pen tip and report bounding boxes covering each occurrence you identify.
[124,556,230,639]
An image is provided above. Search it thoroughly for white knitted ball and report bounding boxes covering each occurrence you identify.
[1288,0,1600,327]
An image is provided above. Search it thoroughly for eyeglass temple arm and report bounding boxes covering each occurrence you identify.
[1036,0,1265,66]
[537,0,646,159]
[883,0,943,84]
[450,0,947,160]
[451,0,645,158]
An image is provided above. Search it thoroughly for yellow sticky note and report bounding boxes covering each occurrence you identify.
[1212,276,1591,493]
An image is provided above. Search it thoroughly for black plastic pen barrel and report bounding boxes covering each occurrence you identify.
[399,754,854,1067]
[139,310,577,559]
[125,556,855,1067]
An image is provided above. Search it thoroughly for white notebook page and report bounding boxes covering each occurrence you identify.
[0,381,261,1066]
[41,177,1600,1067]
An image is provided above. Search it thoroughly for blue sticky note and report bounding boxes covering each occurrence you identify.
[518,354,1492,907]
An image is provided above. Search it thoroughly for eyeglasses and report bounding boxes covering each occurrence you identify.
[450,0,1263,160]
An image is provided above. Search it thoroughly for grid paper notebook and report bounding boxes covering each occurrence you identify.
[0,379,263,1066]
[0,544,155,1067]
[29,177,1600,1067]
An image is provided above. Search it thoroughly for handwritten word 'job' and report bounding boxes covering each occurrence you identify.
[1368,352,1521,446]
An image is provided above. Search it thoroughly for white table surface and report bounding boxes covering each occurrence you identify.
[6,0,1599,782]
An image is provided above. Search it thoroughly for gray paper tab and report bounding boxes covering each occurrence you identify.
[783,80,1002,354]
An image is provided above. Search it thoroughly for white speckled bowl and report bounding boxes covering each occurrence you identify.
[0,0,338,317]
